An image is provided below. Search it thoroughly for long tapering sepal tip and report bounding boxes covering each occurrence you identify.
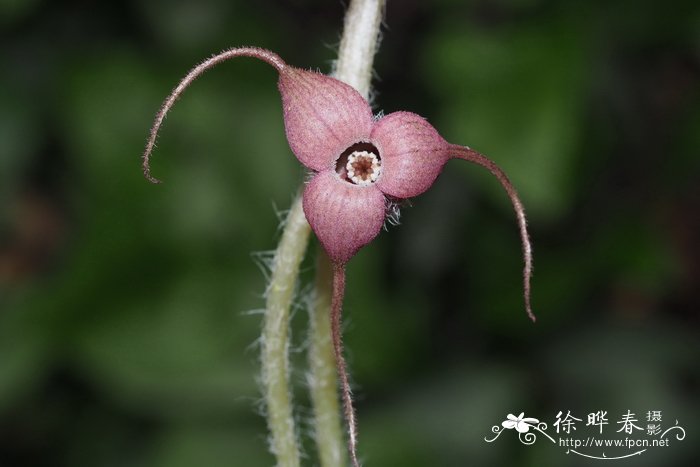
[449,144,536,323]
[142,47,287,184]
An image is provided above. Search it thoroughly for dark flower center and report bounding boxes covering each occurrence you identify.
[335,142,382,186]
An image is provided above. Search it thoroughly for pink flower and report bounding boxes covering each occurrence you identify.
[142,47,533,321]
[142,47,536,467]
[284,70,450,265]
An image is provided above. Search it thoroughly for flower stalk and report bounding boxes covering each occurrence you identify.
[309,2,386,466]
[307,251,345,467]
[141,2,533,467]
[260,1,386,464]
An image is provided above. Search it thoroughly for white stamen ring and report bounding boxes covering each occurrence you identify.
[346,151,381,186]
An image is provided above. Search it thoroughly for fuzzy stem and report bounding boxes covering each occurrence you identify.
[334,0,385,97]
[305,1,386,466]
[140,44,303,465]
[308,251,346,467]
[328,264,360,467]
[262,195,311,467]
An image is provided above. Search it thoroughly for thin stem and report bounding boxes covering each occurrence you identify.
[262,196,311,467]
[329,264,360,467]
[142,4,386,465]
[450,144,536,322]
[142,46,300,465]
[308,251,346,467]
[142,47,286,184]
[306,1,385,466]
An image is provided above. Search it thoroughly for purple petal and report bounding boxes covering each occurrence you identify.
[279,68,374,172]
[371,112,450,199]
[303,171,386,264]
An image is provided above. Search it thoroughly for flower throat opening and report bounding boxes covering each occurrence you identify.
[335,142,382,186]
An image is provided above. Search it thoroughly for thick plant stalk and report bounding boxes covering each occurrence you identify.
[258,1,384,465]
[334,0,386,97]
[262,196,311,467]
[308,1,386,466]
[140,3,385,465]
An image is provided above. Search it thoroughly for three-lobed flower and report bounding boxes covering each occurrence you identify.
[143,46,535,467]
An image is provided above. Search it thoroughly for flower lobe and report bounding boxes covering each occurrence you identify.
[371,111,451,198]
[278,68,374,172]
[302,171,386,264]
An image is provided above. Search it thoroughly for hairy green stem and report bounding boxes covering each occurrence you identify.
[334,0,386,96]
[262,1,385,465]
[308,1,386,466]
[262,196,310,467]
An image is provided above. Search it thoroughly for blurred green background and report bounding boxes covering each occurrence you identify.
[1,0,698,466]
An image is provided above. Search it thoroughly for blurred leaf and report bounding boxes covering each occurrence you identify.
[150,424,270,467]
[360,363,522,467]
[0,0,41,27]
[74,272,262,418]
[425,15,588,221]
[0,87,41,206]
[0,304,47,411]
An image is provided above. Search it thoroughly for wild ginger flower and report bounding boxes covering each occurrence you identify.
[143,46,535,466]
